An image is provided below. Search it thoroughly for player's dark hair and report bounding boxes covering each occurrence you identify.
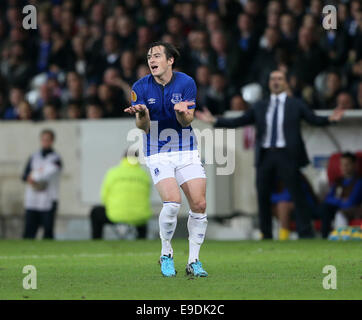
[40,129,55,141]
[341,152,357,163]
[147,41,180,66]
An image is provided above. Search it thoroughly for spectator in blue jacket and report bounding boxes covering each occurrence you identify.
[320,152,362,238]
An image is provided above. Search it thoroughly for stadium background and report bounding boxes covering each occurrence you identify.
[0,0,361,240]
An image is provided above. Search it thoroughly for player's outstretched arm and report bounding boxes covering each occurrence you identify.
[124,104,150,133]
[174,101,195,127]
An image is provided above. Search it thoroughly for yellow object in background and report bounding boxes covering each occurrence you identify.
[279,228,290,240]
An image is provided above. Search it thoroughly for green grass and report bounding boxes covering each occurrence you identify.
[0,240,361,300]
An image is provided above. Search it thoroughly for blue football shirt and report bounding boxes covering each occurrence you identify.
[131,71,198,156]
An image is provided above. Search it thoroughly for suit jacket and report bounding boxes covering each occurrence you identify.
[214,96,332,168]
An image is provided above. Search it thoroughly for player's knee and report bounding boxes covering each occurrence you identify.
[160,202,181,224]
[163,202,181,214]
[191,199,206,213]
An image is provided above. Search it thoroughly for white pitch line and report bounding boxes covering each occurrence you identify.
[0,252,156,260]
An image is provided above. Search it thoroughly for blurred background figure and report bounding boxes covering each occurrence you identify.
[90,151,152,239]
[22,129,62,239]
[271,173,319,240]
[319,152,362,238]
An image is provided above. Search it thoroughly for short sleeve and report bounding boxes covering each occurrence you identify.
[131,81,146,106]
[183,78,197,109]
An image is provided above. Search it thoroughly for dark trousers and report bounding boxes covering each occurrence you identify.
[256,149,314,239]
[90,205,147,239]
[319,203,338,239]
[23,202,57,239]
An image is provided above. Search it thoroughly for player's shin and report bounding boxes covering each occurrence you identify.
[187,210,208,264]
[159,202,181,257]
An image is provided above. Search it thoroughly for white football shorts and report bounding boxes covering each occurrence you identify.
[145,150,206,185]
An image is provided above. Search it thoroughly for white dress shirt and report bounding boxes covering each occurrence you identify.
[262,91,288,148]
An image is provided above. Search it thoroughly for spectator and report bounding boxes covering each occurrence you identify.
[22,129,62,239]
[291,26,326,88]
[184,29,212,76]
[319,28,348,67]
[62,71,85,108]
[195,65,210,108]
[86,102,103,119]
[97,84,122,118]
[209,30,242,88]
[66,103,83,120]
[347,0,361,38]
[0,41,32,89]
[286,0,305,28]
[309,0,323,21]
[335,92,355,111]
[319,152,362,238]
[195,3,208,28]
[36,21,53,73]
[248,27,281,90]
[243,0,264,35]
[166,15,186,48]
[236,13,258,54]
[101,33,121,72]
[136,64,150,80]
[42,104,59,121]
[315,70,343,110]
[338,2,351,34]
[204,72,229,116]
[119,50,138,86]
[3,87,24,120]
[105,16,117,34]
[18,101,33,121]
[235,13,260,80]
[280,13,298,52]
[103,67,130,106]
[35,82,61,113]
[144,6,163,39]
[135,26,154,62]
[48,28,72,72]
[229,95,248,111]
[90,151,152,239]
[69,35,90,76]
[116,15,136,50]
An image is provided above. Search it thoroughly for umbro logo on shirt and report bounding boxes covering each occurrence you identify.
[148,98,156,104]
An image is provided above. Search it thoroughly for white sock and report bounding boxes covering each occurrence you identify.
[187,210,208,264]
[159,202,181,257]
[334,211,348,228]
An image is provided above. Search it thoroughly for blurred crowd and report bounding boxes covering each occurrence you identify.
[0,0,361,121]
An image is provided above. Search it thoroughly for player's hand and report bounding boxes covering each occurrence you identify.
[329,108,345,122]
[174,101,195,115]
[124,104,148,116]
[27,175,35,185]
[195,107,216,124]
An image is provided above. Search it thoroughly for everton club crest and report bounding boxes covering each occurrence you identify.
[171,93,182,104]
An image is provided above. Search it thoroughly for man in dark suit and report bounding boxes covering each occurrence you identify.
[196,70,344,239]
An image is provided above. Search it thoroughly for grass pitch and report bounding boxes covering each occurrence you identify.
[0,239,361,300]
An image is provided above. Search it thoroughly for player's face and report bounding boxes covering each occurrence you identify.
[269,71,287,94]
[40,133,54,150]
[147,46,173,77]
